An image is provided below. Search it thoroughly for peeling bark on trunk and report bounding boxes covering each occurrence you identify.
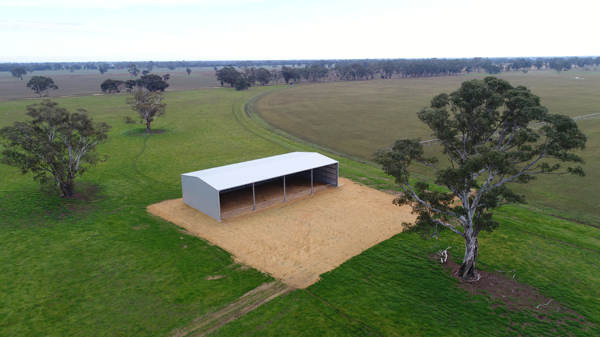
[458,232,479,281]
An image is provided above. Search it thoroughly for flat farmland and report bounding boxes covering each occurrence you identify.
[255,70,600,224]
[1,84,599,336]
[0,67,221,100]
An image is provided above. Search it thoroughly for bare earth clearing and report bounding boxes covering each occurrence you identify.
[148,177,415,288]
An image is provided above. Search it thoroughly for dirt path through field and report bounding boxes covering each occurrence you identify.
[148,177,415,288]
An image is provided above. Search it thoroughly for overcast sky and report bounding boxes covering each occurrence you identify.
[1,0,598,62]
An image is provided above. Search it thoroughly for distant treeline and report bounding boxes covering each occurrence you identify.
[2,56,599,75]
[212,56,600,87]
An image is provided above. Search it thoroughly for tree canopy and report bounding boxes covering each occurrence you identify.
[234,77,250,91]
[26,76,59,97]
[100,79,126,94]
[481,61,502,74]
[0,100,111,197]
[10,67,27,80]
[255,68,271,85]
[101,75,168,94]
[124,91,167,133]
[216,65,241,87]
[549,58,572,73]
[374,77,587,281]
[128,63,140,78]
[137,74,169,92]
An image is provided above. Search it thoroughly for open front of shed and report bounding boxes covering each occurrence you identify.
[181,152,339,221]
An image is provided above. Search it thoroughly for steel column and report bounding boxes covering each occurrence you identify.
[252,183,256,211]
[283,176,286,202]
[311,169,313,194]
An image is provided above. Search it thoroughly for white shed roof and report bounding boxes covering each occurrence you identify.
[182,152,338,191]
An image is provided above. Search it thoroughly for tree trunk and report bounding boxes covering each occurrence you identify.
[458,231,479,281]
[60,177,75,197]
[145,121,151,133]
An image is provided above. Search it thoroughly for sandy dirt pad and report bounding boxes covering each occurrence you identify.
[148,177,415,288]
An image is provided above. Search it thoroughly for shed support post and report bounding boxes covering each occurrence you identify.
[283,176,286,202]
[252,183,256,211]
[311,169,313,195]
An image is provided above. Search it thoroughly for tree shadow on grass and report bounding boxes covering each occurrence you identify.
[0,182,113,229]
[124,128,166,137]
[430,251,595,335]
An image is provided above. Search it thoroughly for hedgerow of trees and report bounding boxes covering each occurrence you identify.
[101,74,169,94]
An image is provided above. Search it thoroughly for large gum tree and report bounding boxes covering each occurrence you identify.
[374,77,587,281]
[0,100,111,197]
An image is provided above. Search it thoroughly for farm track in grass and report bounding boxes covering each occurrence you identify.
[171,282,292,337]
[1,82,599,336]
[254,70,600,226]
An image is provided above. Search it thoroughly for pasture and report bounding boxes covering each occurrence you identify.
[0,67,221,100]
[255,70,600,226]
[0,83,599,336]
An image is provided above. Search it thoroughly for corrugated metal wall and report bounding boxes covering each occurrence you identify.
[297,164,338,185]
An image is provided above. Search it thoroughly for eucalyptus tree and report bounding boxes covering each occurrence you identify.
[128,63,140,78]
[270,69,282,84]
[137,74,169,92]
[255,67,271,85]
[534,58,544,70]
[100,79,125,94]
[125,91,167,133]
[216,66,240,87]
[281,66,295,84]
[374,77,586,281]
[241,67,257,86]
[0,100,111,197]
[10,67,27,80]
[234,77,250,91]
[26,76,59,97]
[549,58,572,73]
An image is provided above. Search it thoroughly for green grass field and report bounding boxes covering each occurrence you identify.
[0,67,221,100]
[255,70,600,226]
[1,84,599,336]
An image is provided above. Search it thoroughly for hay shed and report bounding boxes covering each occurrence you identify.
[181,152,339,221]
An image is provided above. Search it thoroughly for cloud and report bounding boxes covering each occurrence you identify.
[0,0,260,9]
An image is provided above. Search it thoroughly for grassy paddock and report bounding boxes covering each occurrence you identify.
[0,84,599,336]
[255,70,600,225]
[210,205,600,336]
[0,87,287,336]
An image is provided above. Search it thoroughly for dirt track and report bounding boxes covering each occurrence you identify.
[148,177,415,288]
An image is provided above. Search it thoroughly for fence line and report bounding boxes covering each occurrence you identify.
[220,183,339,219]
[418,112,600,147]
